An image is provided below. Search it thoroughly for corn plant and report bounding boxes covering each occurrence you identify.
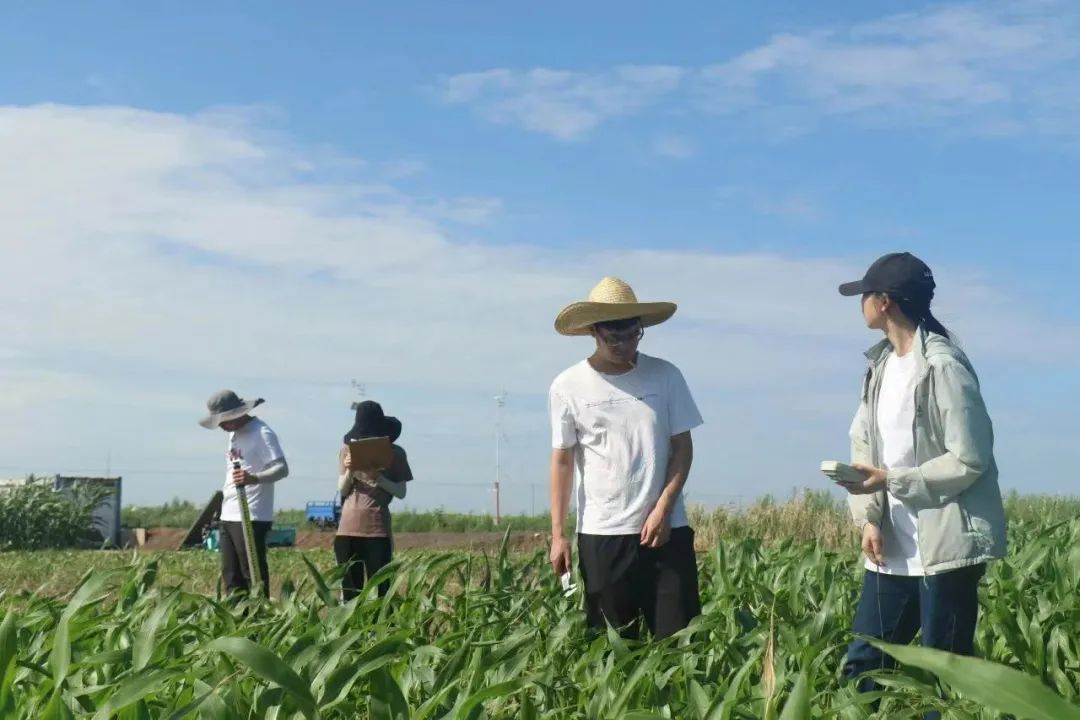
[0,517,1076,718]
[0,480,112,551]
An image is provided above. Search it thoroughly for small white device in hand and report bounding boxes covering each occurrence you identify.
[560,572,578,597]
[820,460,866,485]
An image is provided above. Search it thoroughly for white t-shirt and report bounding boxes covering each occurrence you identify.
[868,350,924,576]
[549,353,703,535]
[221,418,285,523]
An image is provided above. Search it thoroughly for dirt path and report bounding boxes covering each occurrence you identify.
[139,527,548,553]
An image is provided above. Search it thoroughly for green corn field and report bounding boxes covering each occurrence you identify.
[0,515,1078,719]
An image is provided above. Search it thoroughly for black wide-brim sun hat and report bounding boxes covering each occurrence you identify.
[344,400,401,444]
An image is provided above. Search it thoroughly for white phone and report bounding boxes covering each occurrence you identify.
[820,460,867,485]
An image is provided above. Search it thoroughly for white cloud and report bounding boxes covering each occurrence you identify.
[437,65,685,141]
[1,103,1077,509]
[438,2,1080,141]
[652,134,697,159]
[698,1,1080,134]
[426,196,504,225]
[715,184,823,222]
[379,158,428,180]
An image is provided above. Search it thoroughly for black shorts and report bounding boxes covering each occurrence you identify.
[577,526,701,639]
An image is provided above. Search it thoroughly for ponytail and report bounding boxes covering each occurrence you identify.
[891,294,950,339]
[921,309,950,339]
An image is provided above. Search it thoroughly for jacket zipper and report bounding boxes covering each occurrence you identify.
[911,361,934,571]
[867,355,884,517]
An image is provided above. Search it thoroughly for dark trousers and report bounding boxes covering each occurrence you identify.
[578,526,701,640]
[845,564,985,718]
[220,520,271,597]
[334,535,393,602]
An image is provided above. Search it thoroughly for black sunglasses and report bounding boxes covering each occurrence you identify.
[595,324,644,346]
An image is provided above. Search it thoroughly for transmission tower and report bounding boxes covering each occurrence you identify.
[494,391,507,523]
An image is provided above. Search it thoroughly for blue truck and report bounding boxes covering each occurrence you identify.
[305,499,341,528]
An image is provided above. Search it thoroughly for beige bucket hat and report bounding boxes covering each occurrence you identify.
[554,277,677,336]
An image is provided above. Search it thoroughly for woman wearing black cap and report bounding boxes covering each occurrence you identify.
[833,253,1006,715]
[335,400,413,601]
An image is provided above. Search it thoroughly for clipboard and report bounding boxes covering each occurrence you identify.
[347,436,394,472]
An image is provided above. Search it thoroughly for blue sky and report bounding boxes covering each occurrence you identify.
[1,1,1078,513]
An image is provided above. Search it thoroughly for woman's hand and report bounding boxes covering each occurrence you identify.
[840,463,888,495]
[342,452,352,471]
[862,523,885,566]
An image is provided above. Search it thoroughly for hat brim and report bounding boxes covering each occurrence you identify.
[554,301,677,336]
[199,398,265,429]
[385,417,402,443]
[345,416,402,443]
[838,280,869,297]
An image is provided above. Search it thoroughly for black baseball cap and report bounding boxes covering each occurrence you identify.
[839,252,936,303]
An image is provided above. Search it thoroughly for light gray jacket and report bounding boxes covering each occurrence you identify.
[848,327,1007,574]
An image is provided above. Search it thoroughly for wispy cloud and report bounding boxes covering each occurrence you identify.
[426,196,504,225]
[437,65,686,141]
[699,1,1080,137]
[652,134,697,159]
[438,1,1080,142]
[379,158,428,180]
[715,184,824,222]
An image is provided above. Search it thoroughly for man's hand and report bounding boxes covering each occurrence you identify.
[640,504,672,548]
[862,523,885,566]
[342,453,352,471]
[548,447,575,576]
[550,534,572,576]
[231,467,256,487]
[841,463,888,495]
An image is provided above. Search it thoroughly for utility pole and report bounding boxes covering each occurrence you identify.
[350,380,366,410]
[494,391,507,524]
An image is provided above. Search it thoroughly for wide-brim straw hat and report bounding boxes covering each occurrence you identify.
[199,390,265,429]
[554,277,677,336]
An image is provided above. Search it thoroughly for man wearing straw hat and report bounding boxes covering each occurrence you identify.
[548,277,703,639]
[200,390,289,597]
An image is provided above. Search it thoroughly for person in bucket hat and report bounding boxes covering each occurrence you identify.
[200,390,289,597]
[548,277,703,640]
[335,400,413,601]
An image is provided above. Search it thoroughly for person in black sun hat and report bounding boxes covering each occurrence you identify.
[335,400,413,601]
